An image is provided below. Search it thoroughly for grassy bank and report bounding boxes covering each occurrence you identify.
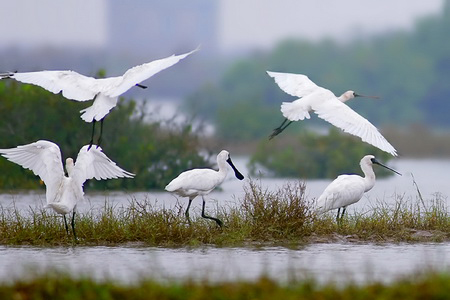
[1,271,450,300]
[0,180,449,246]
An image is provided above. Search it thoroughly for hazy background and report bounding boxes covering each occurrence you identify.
[1,0,442,82]
[0,0,442,54]
[1,0,448,157]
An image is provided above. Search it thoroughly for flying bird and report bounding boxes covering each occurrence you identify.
[0,140,134,240]
[165,150,244,227]
[316,155,401,222]
[1,47,198,149]
[267,71,398,156]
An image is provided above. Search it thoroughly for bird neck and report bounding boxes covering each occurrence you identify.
[65,161,75,177]
[361,163,376,192]
[217,159,229,176]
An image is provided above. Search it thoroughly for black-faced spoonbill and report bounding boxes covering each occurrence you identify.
[316,155,401,222]
[267,71,398,156]
[165,150,244,227]
[0,47,198,149]
[0,140,134,240]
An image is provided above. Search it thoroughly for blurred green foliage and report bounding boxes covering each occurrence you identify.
[249,128,392,178]
[1,271,450,300]
[0,81,209,190]
[186,2,450,140]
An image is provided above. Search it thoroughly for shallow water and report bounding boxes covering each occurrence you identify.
[0,158,449,284]
[1,158,448,217]
[1,243,449,284]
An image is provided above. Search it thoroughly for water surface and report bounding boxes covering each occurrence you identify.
[1,243,448,284]
[0,158,449,285]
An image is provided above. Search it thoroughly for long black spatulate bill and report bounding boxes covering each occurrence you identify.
[227,157,244,180]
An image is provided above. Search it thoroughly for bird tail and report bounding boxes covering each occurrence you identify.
[0,72,13,79]
[45,203,70,215]
[80,106,98,123]
[280,101,310,121]
[80,94,118,122]
[165,182,176,192]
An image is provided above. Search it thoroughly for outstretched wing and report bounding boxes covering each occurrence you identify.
[72,145,134,185]
[0,140,64,190]
[5,70,98,101]
[107,47,199,97]
[312,98,398,156]
[267,71,321,97]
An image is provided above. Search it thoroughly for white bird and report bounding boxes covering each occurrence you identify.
[316,155,401,222]
[0,140,134,240]
[267,71,398,156]
[165,150,244,227]
[0,47,198,148]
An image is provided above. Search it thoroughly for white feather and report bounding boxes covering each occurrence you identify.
[312,99,397,156]
[268,71,398,156]
[165,150,244,199]
[315,155,400,216]
[0,140,134,215]
[4,48,198,122]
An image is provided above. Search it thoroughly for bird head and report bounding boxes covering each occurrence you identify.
[218,150,244,180]
[363,155,401,175]
[339,91,379,103]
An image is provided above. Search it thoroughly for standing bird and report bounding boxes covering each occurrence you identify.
[0,140,134,240]
[0,47,198,149]
[316,155,401,222]
[267,71,398,156]
[165,150,244,227]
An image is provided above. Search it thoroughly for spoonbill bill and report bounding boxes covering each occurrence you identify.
[0,47,198,149]
[0,140,134,240]
[316,155,401,222]
[165,150,244,227]
[267,71,398,156]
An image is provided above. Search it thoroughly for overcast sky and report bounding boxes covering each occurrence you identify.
[219,0,444,51]
[0,0,444,53]
[0,0,107,49]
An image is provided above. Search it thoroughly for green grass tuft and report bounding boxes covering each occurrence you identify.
[0,180,449,246]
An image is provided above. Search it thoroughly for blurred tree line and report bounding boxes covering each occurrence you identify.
[184,1,450,177]
[186,1,450,139]
[249,128,392,179]
[0,81,210,190]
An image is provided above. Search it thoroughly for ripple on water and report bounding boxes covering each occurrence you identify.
[0,243,449,285]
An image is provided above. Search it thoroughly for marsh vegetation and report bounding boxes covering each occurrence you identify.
[0,180,448,246]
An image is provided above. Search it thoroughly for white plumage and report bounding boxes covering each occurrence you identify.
[165,150,244,227]
[316,155,401,221]
[267,71,398,156]
[1,48,198,146]
[0,140,134,239]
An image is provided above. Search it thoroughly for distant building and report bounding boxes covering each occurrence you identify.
[108,0,218,57]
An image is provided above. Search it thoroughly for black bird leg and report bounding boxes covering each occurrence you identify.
[185,198,193,225]
[269,118,293,140]
[341,207,346,219]
[201,197,223,227]
[336,207,346,225]
[135,83,148,89]
[71,210,77,241]
[96,118,104,148]
[63,215,69,235]
[88,120,96,151]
